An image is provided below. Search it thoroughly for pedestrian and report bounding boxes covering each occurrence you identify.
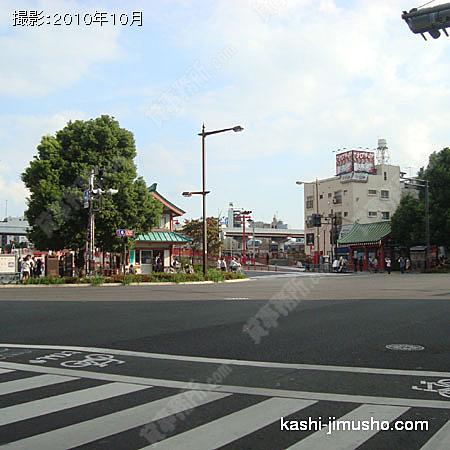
[21,256,31,282]
[353,256,358,272]
[399,256,405,274]
[220,257,227,272]
[332,258,339,273]
[128,264,136,274]
[35,258,42,278]
[358,257,364,272]
[405,258,411,272]
[373,257,378,273]
[385,257,392,274]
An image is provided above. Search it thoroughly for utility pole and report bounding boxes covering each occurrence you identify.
[240,210,252,264]
[86,169,95,275]
[316,178,320,266]
[425,179,430,269]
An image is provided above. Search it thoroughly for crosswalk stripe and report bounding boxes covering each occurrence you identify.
[286,404,409,449]
[0,374,76,396]
[0,369,14,375]
[0,382,150,427]
[419,420,450,450]
[4,390,230,450]
[143,397,317,450]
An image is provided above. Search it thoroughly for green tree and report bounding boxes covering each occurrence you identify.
[22,115,161,258]
[422,148,450,248]
[391,194,425,247]
[182,217,222,256]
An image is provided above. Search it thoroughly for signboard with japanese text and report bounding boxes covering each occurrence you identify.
[0,255,17,273]
[353,150,375,174]
[336,150,375,176]
[336,151,354,175]
[116,229,134,238]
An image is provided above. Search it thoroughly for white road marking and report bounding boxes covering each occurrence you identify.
[420,420,450,450]
[0,368,13,375]
[286,404,409,449]
[1,343,449,378]
[0,382,150,426]
[145,398,316,450]
[4,390,229,450]
[0,361,449,409]
[224,297,250,300]
[0,374,76,395]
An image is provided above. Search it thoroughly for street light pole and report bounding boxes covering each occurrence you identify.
[190,124,243,279]
[201,124,207,279]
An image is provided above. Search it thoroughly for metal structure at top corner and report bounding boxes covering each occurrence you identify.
[402,2,450,40]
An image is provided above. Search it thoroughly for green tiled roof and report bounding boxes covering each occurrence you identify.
[136,231,192,243]
[337,221,391,246]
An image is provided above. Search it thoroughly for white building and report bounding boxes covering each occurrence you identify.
[302,140,413,260]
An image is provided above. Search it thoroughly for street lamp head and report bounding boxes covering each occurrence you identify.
[182,191,192,197]
[295,181,304,185]
[232,126,244,132]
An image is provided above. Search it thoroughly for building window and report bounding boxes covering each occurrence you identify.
[381,211,390,220]
[384,171,387,181]
[333,191,342,205]
[368,211,377,218]
[335,211,343,226]
[368,189,377,196]
[306,195,314,209]
[306,215,313,228]
[344,211,348,217]
[380,190,389,199]
[319,194,323,199]
[328,193,332,198]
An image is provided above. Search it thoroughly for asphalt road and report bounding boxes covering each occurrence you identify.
[0,272,449,449]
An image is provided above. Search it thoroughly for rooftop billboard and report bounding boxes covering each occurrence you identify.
[336,150,375,176]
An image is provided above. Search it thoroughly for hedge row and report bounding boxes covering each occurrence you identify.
[23,269,245,286]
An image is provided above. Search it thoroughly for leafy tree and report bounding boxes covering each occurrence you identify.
[391,194,425,247]
[22,115,161,259]
[392,147,450,249]
[422,148,450,248]
[182,217,222,256]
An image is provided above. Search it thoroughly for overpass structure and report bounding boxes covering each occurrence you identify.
[223,227,304,240]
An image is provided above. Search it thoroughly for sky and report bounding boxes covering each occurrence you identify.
[1,0,450,229]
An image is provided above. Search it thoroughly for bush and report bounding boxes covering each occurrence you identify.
[23,276,65,285]
[89,275,105,286]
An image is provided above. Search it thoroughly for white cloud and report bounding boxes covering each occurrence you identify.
[0,0,122,97]
[150,0,450,174]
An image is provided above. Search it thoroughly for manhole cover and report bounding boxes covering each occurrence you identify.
[386,344,425,351]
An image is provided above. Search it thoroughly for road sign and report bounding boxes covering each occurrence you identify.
[116,229,134,238]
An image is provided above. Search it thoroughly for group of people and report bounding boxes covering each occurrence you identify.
[217,256,242,272]
[332,257,348,273]
[19,255,43,281]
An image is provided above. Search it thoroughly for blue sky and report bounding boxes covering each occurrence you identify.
[2,0,450,228]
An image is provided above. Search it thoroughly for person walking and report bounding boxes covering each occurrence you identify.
[21,256,31,282]
[358,257,364,272]
[332,258,339,273]
[220,257,227,272]
[385,257,392,274]
[399,256,405,274]
[373,257,378,273]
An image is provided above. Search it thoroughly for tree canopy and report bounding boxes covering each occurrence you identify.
[182,217,222,256]
[391,147,450,248]
[22,115,161,254]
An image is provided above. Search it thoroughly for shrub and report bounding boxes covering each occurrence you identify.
[89,275,105,286]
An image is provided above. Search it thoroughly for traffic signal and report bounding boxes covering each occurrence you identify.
[402,3,450,40]
[312,213,322,227]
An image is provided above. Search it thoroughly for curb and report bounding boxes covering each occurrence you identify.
[0,278,249,289]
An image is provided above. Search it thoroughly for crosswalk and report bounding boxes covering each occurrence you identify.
[0,368,449,449]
